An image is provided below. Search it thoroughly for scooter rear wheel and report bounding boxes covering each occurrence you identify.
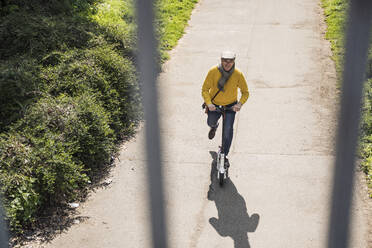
[219,172,224,186]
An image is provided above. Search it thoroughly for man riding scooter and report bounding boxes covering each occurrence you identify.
[201,51,250,168]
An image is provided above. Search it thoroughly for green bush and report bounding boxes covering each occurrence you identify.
[0,0,138,231]
[0,133,42,231]
[0,94,116,230]
[0,0,139,134]
[0,0,97,17]
[41,46,141,137]
[0,131,88,231]
[0,1,103,132]
[0,59,43,132]
[0,0,199,233]
[0,2,99,60]
[15,94,116,172]
[361,79,372,197]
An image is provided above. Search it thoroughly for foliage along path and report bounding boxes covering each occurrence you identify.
[30,0,370,247]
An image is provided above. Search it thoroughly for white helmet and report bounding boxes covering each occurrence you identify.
[221,51,236,59]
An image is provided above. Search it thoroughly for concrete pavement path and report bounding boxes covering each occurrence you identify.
[31,0,370,247]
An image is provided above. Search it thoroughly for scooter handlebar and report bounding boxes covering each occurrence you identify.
[214,106,235,113]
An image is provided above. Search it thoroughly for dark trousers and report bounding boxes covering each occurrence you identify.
[207,108,236,156]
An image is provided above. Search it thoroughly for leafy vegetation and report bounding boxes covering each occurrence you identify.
[321,0,372,197]
[0,0,198,233]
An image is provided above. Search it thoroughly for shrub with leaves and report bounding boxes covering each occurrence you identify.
[0,59,43,133]
[360,79,372,197]
[0,133,41,231]
[0,0,199,233]
[41,47,141,138]
[0,94,115,230]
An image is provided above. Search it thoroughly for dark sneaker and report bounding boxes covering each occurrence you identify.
[208,124,218,139]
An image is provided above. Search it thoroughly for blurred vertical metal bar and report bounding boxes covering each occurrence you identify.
[0,200,9,248]
[136,0,168,248]
[328,0,372,247]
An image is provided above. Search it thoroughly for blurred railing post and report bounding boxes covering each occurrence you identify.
[0,200,9,248]
[135,0,168,248]
[328,0,372,247]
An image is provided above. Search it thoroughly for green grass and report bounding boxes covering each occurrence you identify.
[321,0,372,197]
[91,0,136,51]
[321,0,348,78]
[91,0,198,62]
[155,0,198,61]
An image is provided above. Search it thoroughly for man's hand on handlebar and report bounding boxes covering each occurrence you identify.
[207,104,216,111]
[232,102,242,112]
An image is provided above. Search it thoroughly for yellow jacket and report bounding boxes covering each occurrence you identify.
[202,66,249,106]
